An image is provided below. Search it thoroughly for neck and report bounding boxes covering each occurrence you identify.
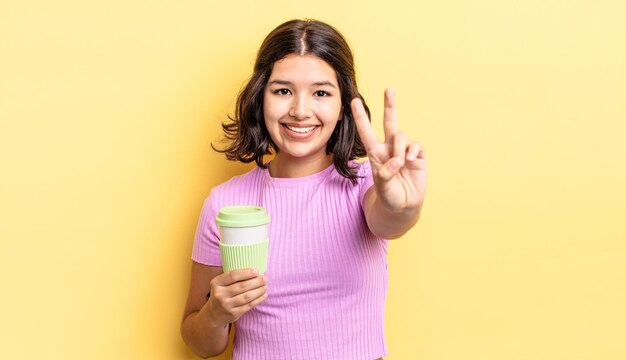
[268,153,333,178]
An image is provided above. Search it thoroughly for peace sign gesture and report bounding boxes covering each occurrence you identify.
[351,88,427,214]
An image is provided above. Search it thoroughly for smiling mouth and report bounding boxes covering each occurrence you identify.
[282,124,318,133]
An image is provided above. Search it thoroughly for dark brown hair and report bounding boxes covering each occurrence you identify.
[213,18,371,183]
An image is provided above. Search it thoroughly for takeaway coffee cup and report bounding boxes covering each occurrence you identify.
[215,206,270,274]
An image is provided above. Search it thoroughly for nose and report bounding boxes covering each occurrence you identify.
[288,95,312,120]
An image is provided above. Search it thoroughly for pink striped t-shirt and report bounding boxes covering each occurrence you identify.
[192,160,389,360]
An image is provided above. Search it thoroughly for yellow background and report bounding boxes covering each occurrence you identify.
[1,0,625,359]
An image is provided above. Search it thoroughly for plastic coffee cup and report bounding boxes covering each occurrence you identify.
[215,206,270,274]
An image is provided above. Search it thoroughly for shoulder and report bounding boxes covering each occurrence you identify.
[206,166,265,204]
[353,159,372,177]
[325,159,372,186]
[345,159,374,205]
[343,159,373,185]
[212,166,263,192]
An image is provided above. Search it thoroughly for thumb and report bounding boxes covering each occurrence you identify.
[376,157,403,182]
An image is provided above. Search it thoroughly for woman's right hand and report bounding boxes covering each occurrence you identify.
[203,268,268,327]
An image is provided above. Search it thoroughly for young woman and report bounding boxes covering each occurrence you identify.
[181,18,427,359]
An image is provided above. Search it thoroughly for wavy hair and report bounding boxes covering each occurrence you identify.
[212,19,371,183]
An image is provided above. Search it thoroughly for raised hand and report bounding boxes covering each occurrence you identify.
[351,88,427,213]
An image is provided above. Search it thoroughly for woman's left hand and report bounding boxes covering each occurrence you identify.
[351,88,427,213]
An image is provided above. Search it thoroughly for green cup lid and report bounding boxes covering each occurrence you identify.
[215,206,270,227]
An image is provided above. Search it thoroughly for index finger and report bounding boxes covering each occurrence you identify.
[215,268,259,286]
[351,98,379,152]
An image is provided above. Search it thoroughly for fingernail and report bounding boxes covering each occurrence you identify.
[251,268,258,275]
[407,152,416,161]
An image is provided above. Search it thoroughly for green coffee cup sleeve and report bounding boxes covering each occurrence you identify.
[219,239,269,274]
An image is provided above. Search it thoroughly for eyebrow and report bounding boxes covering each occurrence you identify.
[267,79,337,88]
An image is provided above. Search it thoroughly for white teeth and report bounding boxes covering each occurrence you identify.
[286,125,316,133]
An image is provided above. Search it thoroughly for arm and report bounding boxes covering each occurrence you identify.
[362,186,421,239]
[180,262,267,358]
[352,88,427,240]
[180,263,229,358]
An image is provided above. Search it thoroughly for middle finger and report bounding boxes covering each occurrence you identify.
[227,275,267,297]
[383,87,398,143]
[230,285,268,308]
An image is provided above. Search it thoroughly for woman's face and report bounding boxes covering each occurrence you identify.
[263,54,342,164]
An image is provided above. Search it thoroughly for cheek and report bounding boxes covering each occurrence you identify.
[316,101,343,121]
[262,97,270,122]
[263,98,286,123]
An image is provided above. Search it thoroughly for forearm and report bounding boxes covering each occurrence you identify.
[181,304,230,358]
[363,190,421,239]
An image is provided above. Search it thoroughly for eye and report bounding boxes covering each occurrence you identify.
[274,88,291,95]
[314,90,330,97]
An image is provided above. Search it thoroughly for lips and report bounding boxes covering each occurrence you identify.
[281,124,319,139]
[285,124,316,133]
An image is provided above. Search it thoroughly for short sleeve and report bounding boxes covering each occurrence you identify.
[191,190,222,266]
[358,160,375,206]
